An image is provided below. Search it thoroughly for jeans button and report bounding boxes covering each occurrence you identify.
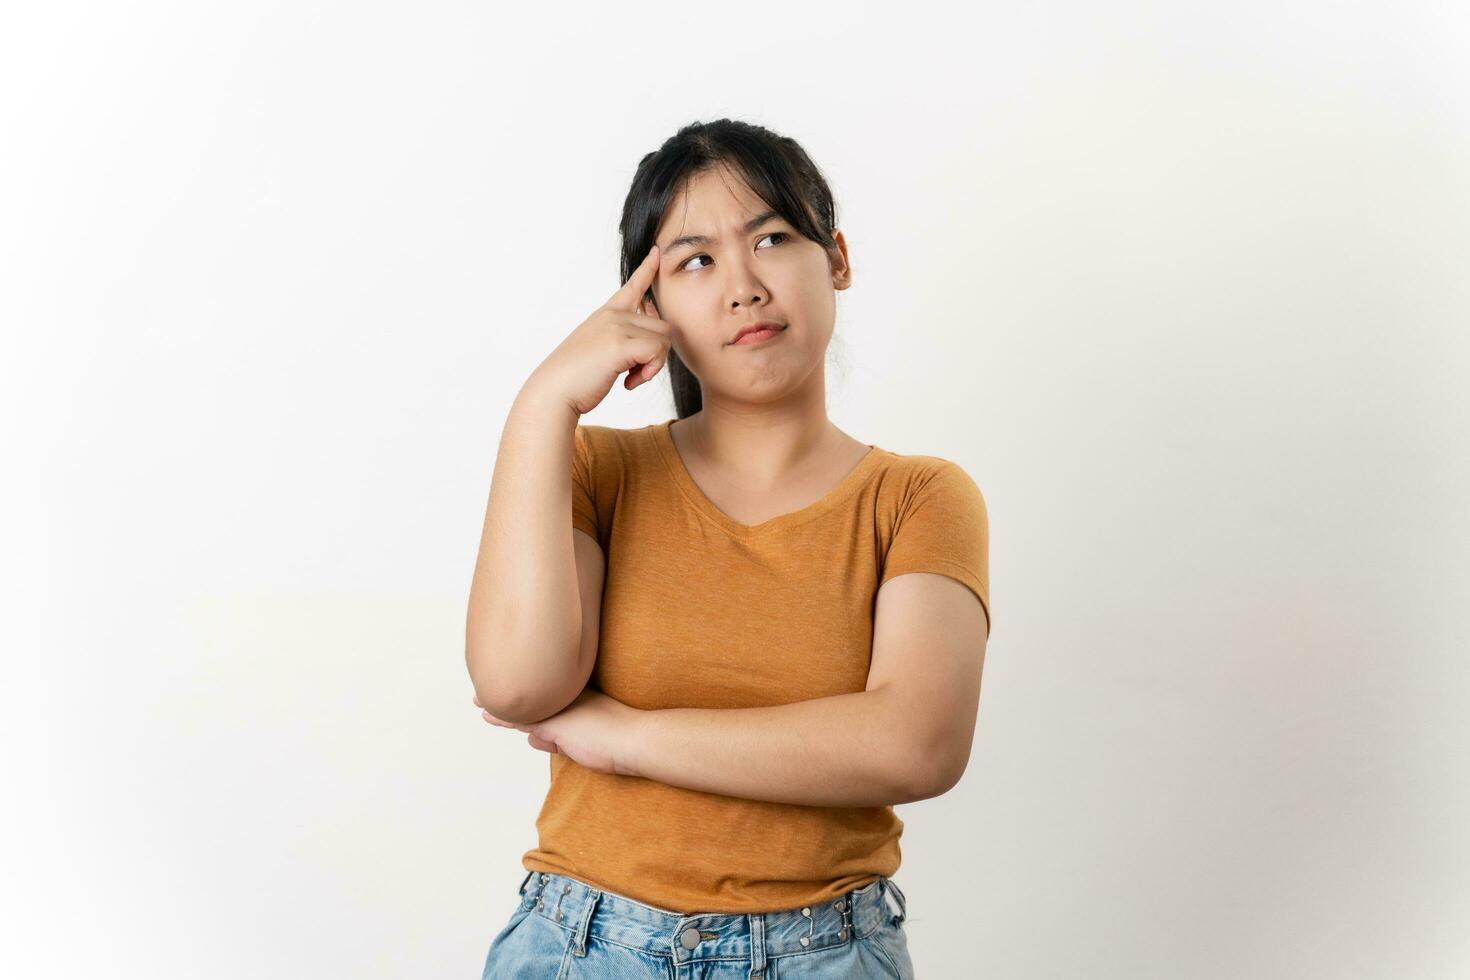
[680,926,701,950]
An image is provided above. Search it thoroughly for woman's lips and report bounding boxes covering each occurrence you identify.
[731,326,785,346]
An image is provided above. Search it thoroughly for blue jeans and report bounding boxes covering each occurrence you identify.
[481,870,915,979]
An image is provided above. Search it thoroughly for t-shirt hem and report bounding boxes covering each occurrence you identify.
[881,558,991,633]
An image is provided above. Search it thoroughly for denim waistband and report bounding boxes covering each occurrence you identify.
[513,870,908,967]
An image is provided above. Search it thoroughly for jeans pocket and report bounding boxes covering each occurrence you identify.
[480,906,532,979]
[858,919,914,980]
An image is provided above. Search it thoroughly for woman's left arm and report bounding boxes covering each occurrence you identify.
[477,686,928,808]
[630,687,936,807]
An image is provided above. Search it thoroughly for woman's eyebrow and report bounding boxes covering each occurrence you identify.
[661,209,782,256]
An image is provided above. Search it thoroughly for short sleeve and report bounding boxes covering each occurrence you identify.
[571,424,600,541]
[879,461,990,633]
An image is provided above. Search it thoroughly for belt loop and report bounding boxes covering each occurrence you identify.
[883,877,908,926]
[571,888,602,957]
[748,913,766,979]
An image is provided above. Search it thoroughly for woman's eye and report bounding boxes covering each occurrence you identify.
[680,232,787,272]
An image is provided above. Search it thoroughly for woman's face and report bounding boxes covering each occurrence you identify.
[648,165,851,400]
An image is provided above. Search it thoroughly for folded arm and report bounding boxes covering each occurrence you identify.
[629,572,989,808]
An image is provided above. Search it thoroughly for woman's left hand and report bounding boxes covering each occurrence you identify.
[473,687,646,778]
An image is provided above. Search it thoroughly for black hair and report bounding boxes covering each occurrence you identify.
[618,119,842,419]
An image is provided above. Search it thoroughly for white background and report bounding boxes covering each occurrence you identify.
[4,2,1468,977]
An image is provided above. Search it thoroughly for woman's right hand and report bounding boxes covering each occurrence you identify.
[524,245,674,417]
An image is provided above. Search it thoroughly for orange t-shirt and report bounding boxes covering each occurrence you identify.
[520,418,990,913]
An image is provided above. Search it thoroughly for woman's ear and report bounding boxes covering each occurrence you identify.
[828,230,853,290]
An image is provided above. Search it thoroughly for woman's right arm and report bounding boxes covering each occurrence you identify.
[465,244,671,724]
[465,384,587,725]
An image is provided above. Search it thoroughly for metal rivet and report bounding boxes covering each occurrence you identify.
[800,936,810,947]
[801,907,811,916]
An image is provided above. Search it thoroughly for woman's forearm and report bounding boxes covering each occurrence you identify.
[627,688,941,808]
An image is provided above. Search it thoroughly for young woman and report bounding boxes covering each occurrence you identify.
[466,118,990,979]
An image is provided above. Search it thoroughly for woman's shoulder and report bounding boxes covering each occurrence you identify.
[573,420,668,476]
[869,442,977,485]
[575,420,660,450]
[864,445,987,528]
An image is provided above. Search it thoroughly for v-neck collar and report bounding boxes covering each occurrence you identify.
[650,418,885,537]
